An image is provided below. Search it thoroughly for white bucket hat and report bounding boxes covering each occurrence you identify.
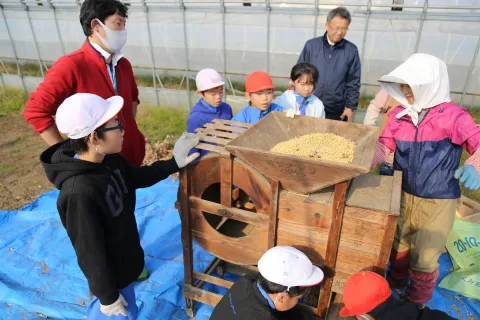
[56,93,124,139]
[258,246,324,290]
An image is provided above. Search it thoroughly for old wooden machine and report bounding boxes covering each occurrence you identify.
[176,112,402,318]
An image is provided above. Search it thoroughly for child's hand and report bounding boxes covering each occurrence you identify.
[454,165,480,190]
[285,110,300,118]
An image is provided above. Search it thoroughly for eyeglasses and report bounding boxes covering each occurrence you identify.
[329,23,348,33]
[96,118,124,133]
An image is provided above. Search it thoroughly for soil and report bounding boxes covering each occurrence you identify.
[0,114,176,210]
[0,114,51,210]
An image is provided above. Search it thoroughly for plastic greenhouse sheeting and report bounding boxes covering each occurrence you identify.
[0,178,479,319]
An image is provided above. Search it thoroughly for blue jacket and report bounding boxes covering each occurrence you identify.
[231,103,283,124]
[187,99,233,156]
[298,33,361,114]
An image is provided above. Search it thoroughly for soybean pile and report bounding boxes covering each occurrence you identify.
[270,133,356,164]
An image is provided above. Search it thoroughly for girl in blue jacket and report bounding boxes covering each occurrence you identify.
[274,62,325,118]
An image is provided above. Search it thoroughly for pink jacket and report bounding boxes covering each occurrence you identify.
[378,102,480,199]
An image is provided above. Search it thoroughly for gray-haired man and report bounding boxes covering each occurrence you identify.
[298,7,361,121]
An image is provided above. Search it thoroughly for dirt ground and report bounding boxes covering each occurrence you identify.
[0,114,173,210]
[0,114,51,210]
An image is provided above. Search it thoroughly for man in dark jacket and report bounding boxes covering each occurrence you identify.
[210,246,324,320]
[298,7,361,121]
[340,271,457,320]
[41,93,199,319]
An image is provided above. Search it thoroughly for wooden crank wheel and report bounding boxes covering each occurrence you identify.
[188,153,271,265]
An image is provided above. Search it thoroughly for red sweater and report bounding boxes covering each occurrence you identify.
[24,41,145,166]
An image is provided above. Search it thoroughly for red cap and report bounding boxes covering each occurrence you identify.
[339,271,391,317]
[245,71,275,93]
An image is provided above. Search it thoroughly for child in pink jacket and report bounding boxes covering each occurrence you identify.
[372,53,480,307]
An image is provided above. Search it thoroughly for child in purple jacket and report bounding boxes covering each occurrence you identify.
[187,68,233,156]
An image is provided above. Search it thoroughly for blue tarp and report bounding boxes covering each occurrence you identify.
[0,179,479,319]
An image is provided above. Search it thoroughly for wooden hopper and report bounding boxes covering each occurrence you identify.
[225,112,380,194]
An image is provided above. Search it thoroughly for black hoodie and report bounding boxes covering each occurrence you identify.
[210,274,318,320]
[41,140,179,305]
[369,296,457,320]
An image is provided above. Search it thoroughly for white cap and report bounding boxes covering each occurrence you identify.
[56,93,124,139]
[258,246,324,289]
[196,68,225,92]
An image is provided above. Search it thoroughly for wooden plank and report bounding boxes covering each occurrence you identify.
[190,197,269,226]
[268,179,280,248]
[179,168,194,311]
[199,135,232,146]
[278,191,332,230]
[196,143,230,157]
[205,122,247,133]
[195,128,239,139]
[183,285,222,307]
[193,230,267,265]
[189,155,221,197]
[389,171,402,216]
[375,214,398,274]
[213,118,252,128]
[232,158,272,214]
[343,206,388,225]
[317,181,349,318]
[220,158,233,208]
[193,272,233,289]
[346,174,393,213]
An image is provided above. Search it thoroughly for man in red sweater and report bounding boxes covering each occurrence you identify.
[24,0,145,166]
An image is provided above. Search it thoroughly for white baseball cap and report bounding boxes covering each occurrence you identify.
[56,93,124,139]
[196,68,225,92]
[258,246,324,289]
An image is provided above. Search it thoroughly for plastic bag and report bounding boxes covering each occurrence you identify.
[439,219,480,299]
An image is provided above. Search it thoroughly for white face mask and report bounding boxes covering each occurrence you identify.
[95,19,127,54]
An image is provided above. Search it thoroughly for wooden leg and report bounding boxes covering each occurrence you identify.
[179,168,195,317]
[376,171,402,275]
[268,179,280,248]
[317,181,349,318]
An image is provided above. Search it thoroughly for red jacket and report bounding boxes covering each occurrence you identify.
[24,40,145,166]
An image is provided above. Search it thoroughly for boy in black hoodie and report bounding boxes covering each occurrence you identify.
[40,93,199,319]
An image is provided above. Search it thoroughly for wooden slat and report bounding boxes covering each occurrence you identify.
[179,168,194,311]
[205,123,247,133]
[389,171,402,216]
[213,118,253,128]
[375,214,398,274]
[317,180,349,318]
[190,197,269,226]
[193,272,233,289]
[196,143,230,157]
[199,135,231,146]
[195,128,239,139]
[183,285,222,307]
[268,179,280,248]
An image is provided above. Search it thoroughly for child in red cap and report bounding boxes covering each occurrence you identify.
[232,71,284,124]
[340,271,455,320]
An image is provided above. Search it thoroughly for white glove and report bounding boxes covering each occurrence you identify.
[100,293,128,317]
[285,109,300,118]
[173,132,200,168]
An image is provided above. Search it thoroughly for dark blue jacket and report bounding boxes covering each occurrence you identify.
[187,99,232,157]
[298,33,361,114]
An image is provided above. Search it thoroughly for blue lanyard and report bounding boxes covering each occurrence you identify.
[107,63,118,94]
